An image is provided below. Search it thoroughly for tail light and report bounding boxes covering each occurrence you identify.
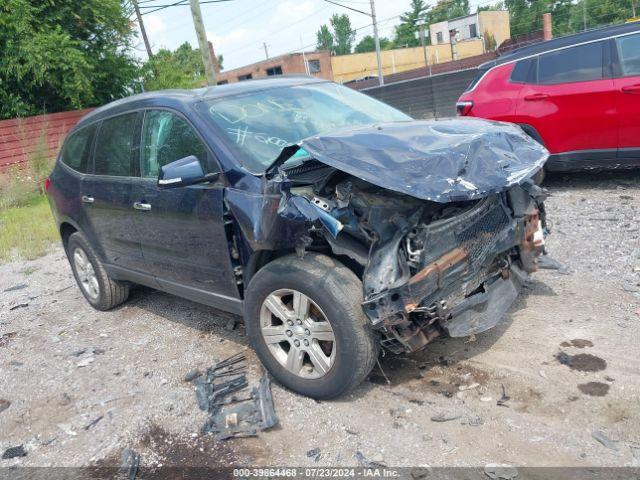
[44,177,51,192]
[456,101,474,116]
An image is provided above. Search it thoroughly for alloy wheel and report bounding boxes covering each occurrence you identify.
[259,289,336,379]
[73,247,100,300]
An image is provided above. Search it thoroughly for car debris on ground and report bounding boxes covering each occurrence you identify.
[192,352,278,440]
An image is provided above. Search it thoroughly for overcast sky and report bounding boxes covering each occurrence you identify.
[133,0,488,71]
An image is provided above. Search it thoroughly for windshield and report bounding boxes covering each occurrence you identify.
[199,82,412,173]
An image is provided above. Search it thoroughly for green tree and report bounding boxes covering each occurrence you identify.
[425,0,471,25]
[0,0,139,119]
[316,24,334,52]
[142,42,223,91]
[354,35,391,53]
[315,14,355,55]
[393,0,429,48]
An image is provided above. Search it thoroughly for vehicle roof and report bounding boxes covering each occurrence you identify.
[77,75,326,127]
[480,21,640,70]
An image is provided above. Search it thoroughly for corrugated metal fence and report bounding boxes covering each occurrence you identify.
[362,68,478,119]
[0,109,92,171]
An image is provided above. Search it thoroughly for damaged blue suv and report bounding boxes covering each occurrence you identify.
[47,76,549,399]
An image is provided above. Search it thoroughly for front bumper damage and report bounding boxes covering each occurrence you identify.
[361,184,547,353]
[226,118,550,355]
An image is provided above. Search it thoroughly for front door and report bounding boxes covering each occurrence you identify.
[81,112,145,271]
[613,32,640,160]
[131,109,239,299]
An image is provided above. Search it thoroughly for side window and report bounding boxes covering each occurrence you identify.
[59,125,95,173]
[141,110,209,178]
[538,41,604,84]
[616,33,640,77]
[94,113,138,176]
[510,58,536,83]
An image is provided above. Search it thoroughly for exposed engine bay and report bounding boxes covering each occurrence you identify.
[225,119,550,354]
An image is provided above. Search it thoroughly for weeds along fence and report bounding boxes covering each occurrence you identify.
[361,68,478,119]
[0,109,92,172]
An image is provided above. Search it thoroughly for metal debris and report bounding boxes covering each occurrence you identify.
[497,384,510,407]
[0,398,10,414]
[592,430,619,452]
[2,445,26,459]
[3,283,28,292]
[195,352,278,440]
[83,415,104,430]
[119,448,140,480]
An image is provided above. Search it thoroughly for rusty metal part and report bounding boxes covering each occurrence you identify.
[520,210,544,273]
[404,248,468,312]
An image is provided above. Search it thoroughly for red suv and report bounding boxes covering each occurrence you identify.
[457,22,640,171]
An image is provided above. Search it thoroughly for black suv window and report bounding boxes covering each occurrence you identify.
[59,125,95,173]
[616,33,640,77]
[94,113,138,177]
[141,110,208,178]
[510,58,536,83]
[538,41,604,84]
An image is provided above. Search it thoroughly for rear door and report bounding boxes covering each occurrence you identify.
[515,41,617,158]
[81,112,146,271]
[613,32,640,160]
[131,109,239,299]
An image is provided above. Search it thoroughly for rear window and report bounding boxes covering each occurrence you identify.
[59,125,95,173]
[616,33,640,76]
[538,41,604,84]
[94,113,138,177]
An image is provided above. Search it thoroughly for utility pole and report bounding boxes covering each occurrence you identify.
[263,42,269,59]
[133,0,153,59]
[370,0,384,86]
[419,25,430,74]
[189,0,216,86]
[582,0,587,31]
[633,0,637,18]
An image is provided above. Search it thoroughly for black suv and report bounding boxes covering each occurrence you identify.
[47,77,549,399]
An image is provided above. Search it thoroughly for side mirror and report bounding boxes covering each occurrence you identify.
[158,155,218,188]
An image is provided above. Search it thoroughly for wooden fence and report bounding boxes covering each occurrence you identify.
[0,109,92,171]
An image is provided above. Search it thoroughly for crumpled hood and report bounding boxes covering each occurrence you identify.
[297,118,549,203]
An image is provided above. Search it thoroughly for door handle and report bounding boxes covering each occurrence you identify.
[621,84,640,94]
[524,93,549,101]
[133,201,152,211]
[81,195,94,204]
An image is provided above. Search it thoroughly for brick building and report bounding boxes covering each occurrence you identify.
[216,51,333,84]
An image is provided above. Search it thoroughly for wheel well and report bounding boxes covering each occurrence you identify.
[60,223,77,247]
[518,124,545,147]
[244,247,364,295]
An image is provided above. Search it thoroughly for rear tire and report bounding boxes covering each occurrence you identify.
[66,232,129,311]
[244,253,379,399]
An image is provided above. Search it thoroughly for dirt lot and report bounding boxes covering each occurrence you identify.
[1,171,639,470]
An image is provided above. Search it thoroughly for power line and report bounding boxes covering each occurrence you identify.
[140,0,234,15]
[322,0,370,17]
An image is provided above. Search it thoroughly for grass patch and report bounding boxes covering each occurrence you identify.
[0,195,58,262]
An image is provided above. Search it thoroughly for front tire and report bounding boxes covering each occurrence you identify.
[244,253,379,399]
[66,232,129,311]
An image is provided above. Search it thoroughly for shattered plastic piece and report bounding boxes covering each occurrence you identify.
[497,384,510,407]
[9,303,28,311]
[120,448,140,480]
[592,430,619,452]
[2,445,26,459]
[306,448,321,462]
[355,451,386,468]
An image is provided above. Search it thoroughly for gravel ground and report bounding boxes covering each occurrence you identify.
[1,170,639,470]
